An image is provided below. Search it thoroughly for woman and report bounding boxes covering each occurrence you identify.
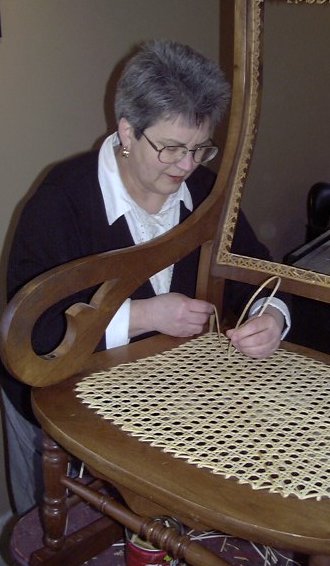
[111,40,289,355]
[3,39,290,515]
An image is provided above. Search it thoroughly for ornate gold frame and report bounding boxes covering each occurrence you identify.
[215,0,330,300]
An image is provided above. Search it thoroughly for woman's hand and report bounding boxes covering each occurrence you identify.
[226,306,284,359]
[130,293,214,339]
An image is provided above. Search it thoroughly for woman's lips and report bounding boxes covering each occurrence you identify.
[168,175,185,183]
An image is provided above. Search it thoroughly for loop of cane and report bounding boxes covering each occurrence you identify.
[210,276,282,358]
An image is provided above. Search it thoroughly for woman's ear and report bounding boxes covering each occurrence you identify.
[118,117,134,150]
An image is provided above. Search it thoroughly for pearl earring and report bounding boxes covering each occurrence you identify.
[122,146,130,158]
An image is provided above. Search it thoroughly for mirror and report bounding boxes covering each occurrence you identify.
[216,0,330,302]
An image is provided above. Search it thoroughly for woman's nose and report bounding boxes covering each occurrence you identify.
[176,151,195,171]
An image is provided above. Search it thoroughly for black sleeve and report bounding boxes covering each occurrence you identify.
[7,152,102,300]
[7,183,93,355]
[6,152,109,355]
[2,155,103,423]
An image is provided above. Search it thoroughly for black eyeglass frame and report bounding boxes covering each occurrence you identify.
[140,131,219,164]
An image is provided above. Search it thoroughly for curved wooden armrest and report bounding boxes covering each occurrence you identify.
[0,187,224,387]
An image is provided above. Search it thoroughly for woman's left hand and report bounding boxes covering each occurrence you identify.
[226,306,284,359]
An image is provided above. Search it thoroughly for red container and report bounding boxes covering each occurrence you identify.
[125,516,182,566]
[125,539,172,565]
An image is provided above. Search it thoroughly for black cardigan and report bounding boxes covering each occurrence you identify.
[3,151,271,423]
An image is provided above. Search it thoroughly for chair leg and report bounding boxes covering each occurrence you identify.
[37,435,228,565]
[41,433,69,550]
[30,434,123,565]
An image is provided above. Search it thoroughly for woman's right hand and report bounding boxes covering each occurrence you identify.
[129,293,214,339]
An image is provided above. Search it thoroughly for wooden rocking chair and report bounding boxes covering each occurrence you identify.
[1,2,330,565]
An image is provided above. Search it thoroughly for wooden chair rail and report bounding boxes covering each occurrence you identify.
[61,476,230,566]
[30,517,123,566]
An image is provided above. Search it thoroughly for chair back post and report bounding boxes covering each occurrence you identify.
[200,0,258,309]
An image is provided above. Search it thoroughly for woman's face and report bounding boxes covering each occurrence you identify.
[117,115,213,212]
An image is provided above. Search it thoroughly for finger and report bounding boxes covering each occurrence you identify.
[227,320,262,342]
[228,314,277,342]
[235,333,280,357]
[241,343,279,359]
[185,312,211,327]
[189,299,214,314]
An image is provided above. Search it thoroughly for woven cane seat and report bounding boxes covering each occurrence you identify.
[76,333,330,502]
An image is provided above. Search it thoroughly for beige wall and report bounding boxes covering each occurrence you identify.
[0,0,219,523]
[241,2,330,261]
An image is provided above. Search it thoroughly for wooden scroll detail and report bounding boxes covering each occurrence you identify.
[0,196,222,387]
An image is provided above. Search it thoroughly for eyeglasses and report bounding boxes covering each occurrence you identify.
[141,132,219,164]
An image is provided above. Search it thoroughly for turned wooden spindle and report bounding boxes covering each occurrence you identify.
[62,475,230,566]
[42,434,69,550]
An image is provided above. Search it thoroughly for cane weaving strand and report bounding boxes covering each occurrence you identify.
[75,333,330,501]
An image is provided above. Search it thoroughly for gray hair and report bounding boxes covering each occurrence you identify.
[114,39,230,138]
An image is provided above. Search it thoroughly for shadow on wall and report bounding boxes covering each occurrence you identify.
[0,50,125,313]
